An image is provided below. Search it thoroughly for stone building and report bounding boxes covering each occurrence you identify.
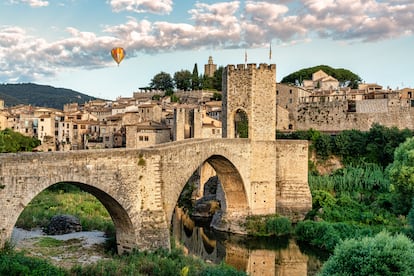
[303,69,339,91]
[125,121,170,148]
[204,56,217,77]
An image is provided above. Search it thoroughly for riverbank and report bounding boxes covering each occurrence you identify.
[11,228,109,269]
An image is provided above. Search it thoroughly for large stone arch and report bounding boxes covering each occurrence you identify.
[160,142,251,234]
[0,150,147,253]
[5,178,136,254]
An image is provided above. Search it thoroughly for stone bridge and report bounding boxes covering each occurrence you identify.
[0,138,310,253]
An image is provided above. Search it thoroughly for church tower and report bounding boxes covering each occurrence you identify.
[204,56,217,78]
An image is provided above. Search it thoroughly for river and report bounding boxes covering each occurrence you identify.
[171,207,328,276]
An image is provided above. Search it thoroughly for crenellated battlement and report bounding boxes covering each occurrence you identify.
[226,63,276,72]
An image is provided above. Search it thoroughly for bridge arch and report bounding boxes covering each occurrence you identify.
[12,180,136,254]
[164,148,250,234]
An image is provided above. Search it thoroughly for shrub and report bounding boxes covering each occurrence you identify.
[320,231,414,276]
[265,217,292,236]
[0,251,66,276]
[294,220,340,251]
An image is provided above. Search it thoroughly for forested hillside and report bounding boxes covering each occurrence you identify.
[0,83,98,109]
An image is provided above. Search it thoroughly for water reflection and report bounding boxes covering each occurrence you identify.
[172,207,324,276]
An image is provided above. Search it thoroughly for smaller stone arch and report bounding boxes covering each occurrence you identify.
[232,108,249,138]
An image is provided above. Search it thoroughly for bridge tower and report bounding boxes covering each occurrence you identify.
[222,63,276,141]
[221,63,278,216]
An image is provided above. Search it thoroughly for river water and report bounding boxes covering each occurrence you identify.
[171,208,328,276]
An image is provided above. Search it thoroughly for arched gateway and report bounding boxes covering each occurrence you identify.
[0,64,311,253]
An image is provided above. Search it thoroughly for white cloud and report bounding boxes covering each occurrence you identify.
[109,0,173,14]
[10,0,49,7]
[1,0,413,83]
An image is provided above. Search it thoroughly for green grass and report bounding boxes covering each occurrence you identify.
[35,237,64,248]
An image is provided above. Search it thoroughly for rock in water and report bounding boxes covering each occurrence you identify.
[45,214,82,235]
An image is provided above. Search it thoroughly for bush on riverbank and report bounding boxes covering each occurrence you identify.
[0,246,66,276]
[70,247,246,276]
[294,220,376,252]
[245,215,292,236]
[319,231,414,276]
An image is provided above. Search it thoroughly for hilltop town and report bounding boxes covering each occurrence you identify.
[0,57,413,151]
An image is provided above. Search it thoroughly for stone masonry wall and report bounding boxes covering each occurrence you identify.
[295,99,414,131]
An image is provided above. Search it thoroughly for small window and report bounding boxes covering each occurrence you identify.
[144,136,149,141]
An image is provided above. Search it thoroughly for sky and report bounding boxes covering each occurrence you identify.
[0,0,413,100]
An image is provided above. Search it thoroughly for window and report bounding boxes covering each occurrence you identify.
[40,118,44,122]
[289,89,292,94]
[139,136,143,141]
[144,136,149,141]
[73,125,78,129]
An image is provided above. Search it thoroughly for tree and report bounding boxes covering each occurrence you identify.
[0,128,40,152]
[191,63,201,90]
[212,66,223,91]
[320,231,414,276]
[280,65,362,88]
[150,72,174,91]
[173,70,192,91]
[202,75,214,90]
[387,137,414,213]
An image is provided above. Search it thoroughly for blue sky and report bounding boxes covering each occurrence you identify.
[0,0,413,100]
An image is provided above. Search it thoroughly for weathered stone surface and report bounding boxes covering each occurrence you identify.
[0,63,312,254]
[45,214,82,235]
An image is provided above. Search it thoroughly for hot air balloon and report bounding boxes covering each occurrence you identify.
[111,47,125,66]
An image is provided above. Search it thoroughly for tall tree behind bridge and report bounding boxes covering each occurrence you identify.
[192,63,201,90]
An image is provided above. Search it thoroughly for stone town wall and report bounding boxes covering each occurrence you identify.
[356,99,388,113]
[294,99,414,131]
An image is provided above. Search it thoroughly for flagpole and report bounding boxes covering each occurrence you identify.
[269,41,272,62]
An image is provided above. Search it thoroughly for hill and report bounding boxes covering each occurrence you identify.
[280,65,362,88]
[0,83,98,110]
